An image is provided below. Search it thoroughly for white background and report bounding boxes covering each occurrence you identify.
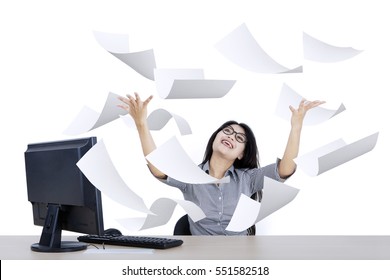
[1,0,389,237]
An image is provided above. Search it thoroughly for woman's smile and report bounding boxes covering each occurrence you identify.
[221,138,234,149]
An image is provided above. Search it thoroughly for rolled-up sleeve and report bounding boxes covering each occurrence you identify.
[158,176,187,192]
[275,157,296,181]
[146,164,188,192]
[249,158,294,193]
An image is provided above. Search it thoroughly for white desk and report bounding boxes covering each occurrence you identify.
[1,235,390,260]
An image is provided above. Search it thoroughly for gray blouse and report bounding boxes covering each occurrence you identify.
[160,159,284,235]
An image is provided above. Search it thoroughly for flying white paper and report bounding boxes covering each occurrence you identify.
[154,68,236,99]
[226,177,299,232]
[92,30,129,53]
[76,139,152,214]
[275,83,346,125]
[118,198,205,231]
[225,194,260,232]
[93,31,156,80]
[215,23,302,74]
[147,109,192,135]
[168,79,236,99]
[294,132,379,176]
[76,139,206,231]
[146,136,230,184]
[154,68,204,98]
[63,92,127,135]
[121,108,192,135]
[257,177,300,221]
[303,32,363,62]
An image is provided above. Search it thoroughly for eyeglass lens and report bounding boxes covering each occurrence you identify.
[222,126,247,143]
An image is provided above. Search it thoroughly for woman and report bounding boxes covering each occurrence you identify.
[119,92,324,235]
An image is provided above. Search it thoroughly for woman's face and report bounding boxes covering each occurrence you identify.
[212,124,246,161]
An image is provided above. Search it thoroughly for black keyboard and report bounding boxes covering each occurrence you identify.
[77,234,183,249]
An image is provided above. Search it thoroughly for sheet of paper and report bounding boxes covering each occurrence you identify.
[226,177,299,232]
[63,92,127,135]
[225,194,260,232]
[93,30,129,53]
[167,79,236,99]
[303,32,363,62]
[293,139,346,177]
[118,198,205,231]
[111,51,156,80]
[275,83,346,125]
[141,198,205,230]
[146,136,230,184]
[120,108,192,135]
[215,23,302,74]
[62,106,101,135]
[93,31,156,80]
[154,68,235,99]
[256,177,300,222]
[154,68,204,99]
[147,108,192,135]
[76,140,152,214]
[295,132,379,176]
[84,248,155,254]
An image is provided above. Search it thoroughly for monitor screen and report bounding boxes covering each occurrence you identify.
[24,137,104,252]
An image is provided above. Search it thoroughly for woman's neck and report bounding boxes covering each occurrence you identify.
[209,154,234,179]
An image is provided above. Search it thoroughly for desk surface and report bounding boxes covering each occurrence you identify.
[1,235,390,260]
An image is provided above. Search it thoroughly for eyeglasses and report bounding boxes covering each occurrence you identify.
[222,126,247,143]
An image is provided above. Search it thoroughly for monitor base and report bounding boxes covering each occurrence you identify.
[31,241,87,253]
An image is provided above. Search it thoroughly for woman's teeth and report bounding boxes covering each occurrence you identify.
[222,140,233,148]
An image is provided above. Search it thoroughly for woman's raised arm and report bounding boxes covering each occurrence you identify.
[118,92,167,179]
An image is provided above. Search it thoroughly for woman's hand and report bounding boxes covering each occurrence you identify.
[289,99,325,128]
[118,92,153,127]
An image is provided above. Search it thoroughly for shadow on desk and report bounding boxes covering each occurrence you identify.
[1,235,390,260]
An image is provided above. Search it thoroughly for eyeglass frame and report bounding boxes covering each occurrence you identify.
[221,125,247,143]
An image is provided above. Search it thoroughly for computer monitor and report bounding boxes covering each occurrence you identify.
[24,137,104,252]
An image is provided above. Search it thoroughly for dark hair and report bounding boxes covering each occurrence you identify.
[201,120,259,169]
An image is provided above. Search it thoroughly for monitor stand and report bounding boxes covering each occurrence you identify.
[31,204,87,253]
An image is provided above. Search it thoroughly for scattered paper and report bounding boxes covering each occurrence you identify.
[168,79,236,99]
[111,50,156,80]
[225,194,260,232]
[142,198,205,229]
[275,83,346,125]
[63,92,127,135]
[118,198,205,231]
[92,30,129,53]
[303,32,363,62]
[215,23,302,74]
[120,108,192,135]
[146,136,230,184]
[226,177,299,232]
[76,140,152,214]
[256,177,300,221]
[84,248,155,254]
[154,68,204,98]
[154,68,236,99]
[76,139,206,231]
[294,132,379,176]
[147,109,192,135]
[93,31,156,80]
